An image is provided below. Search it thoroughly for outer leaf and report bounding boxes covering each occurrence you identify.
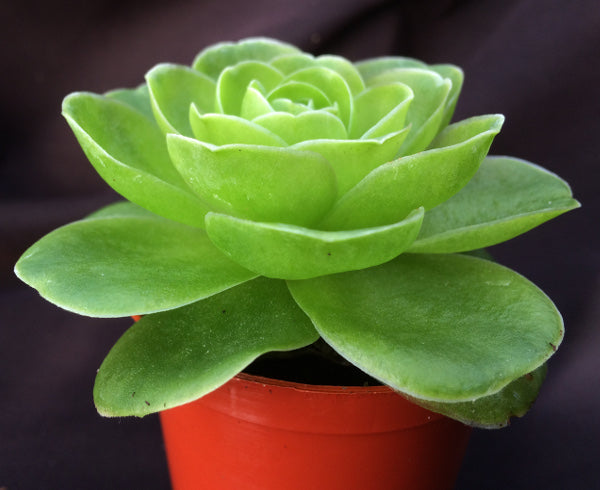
[167,135,337,227]
[94,277,319,417]
[145,63,216,136]
[408,364,547,428]
[62,92,209,228]
[409,156,581,253]
[320,115,504,230]
[288,254,563,403]
[193,37,299,80]
[14,213,256,317]
[205,208,423,280]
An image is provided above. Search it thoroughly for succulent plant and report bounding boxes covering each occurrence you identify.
[15,38,579,427]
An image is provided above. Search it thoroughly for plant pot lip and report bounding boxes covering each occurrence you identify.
[182,371,448,434]
[235,371,397,394]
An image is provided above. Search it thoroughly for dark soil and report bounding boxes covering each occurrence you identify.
[244,340,382,387]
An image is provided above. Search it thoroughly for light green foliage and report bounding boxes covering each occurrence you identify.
[16,38,579,425]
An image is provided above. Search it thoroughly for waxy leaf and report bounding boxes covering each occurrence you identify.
[105,84,154,120]
[216,61,283,115]
[62,93,209,228]
[288,254,563,403]
[321,115,504,230]
[409,364,547,428]
[205,208,423,279]
[368,68,452,154]
[294,128,409,198]
[193,37,299,80]
[356,57,427,81]
[284,67,353,128]
[409,156,581,253]
[94,277,319,417]
[349,82,413,139]
[253,110,347,144]
[430,64,464,128]
[189,109,286,146]
[15,210,256,317]
[167,135,337,226]
[146,64,216,136]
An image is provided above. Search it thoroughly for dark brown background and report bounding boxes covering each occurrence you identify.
[1,0,599,488]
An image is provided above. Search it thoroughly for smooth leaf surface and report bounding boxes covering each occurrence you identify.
[205,208,423,279]
[350,83,413,139]
[409,156,581,253]
[193,37,299,80]
[15,213,256,317]
[105,84,154,120]
[253,110,347,144]
[62,92,209,228]
[94,277,319,416]
[146,64,216,135]
[284,67,353,128]
[408,364,547,428]
[320,115,504,230]
[167,135,337,226]
[294,128,409,198]
[367,68,452,154]
[189,109,286,146]
[356,57,427,82]
[288,254,563,402]
[216,61,283,115]
[430,64,464,128]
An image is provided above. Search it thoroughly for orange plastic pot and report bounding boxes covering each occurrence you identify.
[159,373,470,490]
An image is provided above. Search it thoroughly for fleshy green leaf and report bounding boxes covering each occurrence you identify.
[408,364,547,428]
[368,68,452,154]
[320,114,504,230]
[204,208,423,280]
[193,37,299,80]
[239,80,275,119]
[167,135,337,226]
[284,67,353,128]
[356,57,427,82]
[293,128,409,198]
[14,212,256,317]
[105,84,154,120]
[288,254,563,403]
[94,277,319,417]
[349,82,413,139]
[430,64,464,128]
[253,110,347,144]
[62,92,209,228]
[266,81,331,109]
[145,63,216,136]
[216,61,283,115]
[269,53,315,74]
[409,156,581,253]
[189,108,287,146]
[315,55,365,95]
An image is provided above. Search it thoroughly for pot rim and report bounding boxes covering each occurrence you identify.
[175,371,447,434]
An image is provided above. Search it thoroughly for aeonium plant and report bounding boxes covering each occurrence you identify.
[15,38,579,427]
